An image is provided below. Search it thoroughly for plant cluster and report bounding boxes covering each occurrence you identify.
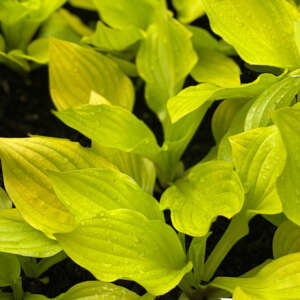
[1,0,300,299]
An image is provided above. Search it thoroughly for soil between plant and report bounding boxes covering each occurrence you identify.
[0,9,276,299]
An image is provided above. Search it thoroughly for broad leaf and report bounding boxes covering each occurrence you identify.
[137,11,197,119]
[0,292,12,300]
[0,209,61,257]
[83,21,142,52]
[191,48,241,87]
[0,136,115,235]
[172,0,205,23]
[273,220,300,258]
[230,126,286,214]
[93,0,159,29]
[56,209,192,295]
[245,73,300,130]
[56,281,143,300]
[55,104,161,162]
[0,253,20,287]
[160,161,244,236]
[202,0,300,68]
[168,73,281,123]
[273,107,300,225]
[212,253,300,299]
[48,168,163,221]
[0,188,12,209]
[49,39,134,111]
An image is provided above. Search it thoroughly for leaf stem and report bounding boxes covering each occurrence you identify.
[202,213,250,282]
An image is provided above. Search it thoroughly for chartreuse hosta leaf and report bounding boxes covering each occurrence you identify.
[0,0,66,51]
[160,161,244,236]
[0,209,61,257]
[93,0,159,30]
[93,142,156,194]
[136,5,197,120]
[244,73,300,130]
[0,292,12,300]
[55,104,161,162]
[0,187,12,209]
[273,107,300,225]
[212,253,300,300]
[191,48,241,87]
[55,209,192,295]
[273,220,300,258]
[49,39,134,111]
[168,72,281,123]
[83,21,143,52]
[0,136,115,235]
[48,168,163,221]
[69,0,96,10]
[24,281,154,300]
[202,0,300,68]
[0,253,20,287]
[172,0,205,23]
[229,126,286,215]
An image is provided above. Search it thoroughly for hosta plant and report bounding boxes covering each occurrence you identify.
[1,0,300,299]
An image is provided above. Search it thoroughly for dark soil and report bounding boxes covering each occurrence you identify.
[0,6,275,300]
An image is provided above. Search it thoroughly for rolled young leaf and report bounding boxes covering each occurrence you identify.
[0,209,61,257]
[273,107,300,225]
[230,126,286,215]
[136,7,197,120]
[0,136,115,235]
[48,168,163,221]
[55,209,192,296]
[160,161,244,236]
[49,39,134,111]
[202,0,300,68]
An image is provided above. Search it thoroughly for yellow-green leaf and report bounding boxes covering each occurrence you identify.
[202,0,300,68]
[0,188,12,210]
[273,220,300,258]
[212,253,300,299]
[83,21,142,52]
[48,168,163,221]
[273,107,300,225]
[0,136,115,235]
[56,209,192,296]
[191,48,241,87]
[230,126,286,215]
[172,0,205,23]
[137,13,197,119]
[160,161,244,236]
[0,209,61,257]
[0,253,20,287]
[49,39,134,111]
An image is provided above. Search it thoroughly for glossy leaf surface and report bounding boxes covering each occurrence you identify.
[56,209,192,295]
[0,209,61,257]
[160,161,244,236]
[49,168,163,221]
[202,0,300,68]
[0,136,114,234]
[49,39,134,111]
[230,126,286,214]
